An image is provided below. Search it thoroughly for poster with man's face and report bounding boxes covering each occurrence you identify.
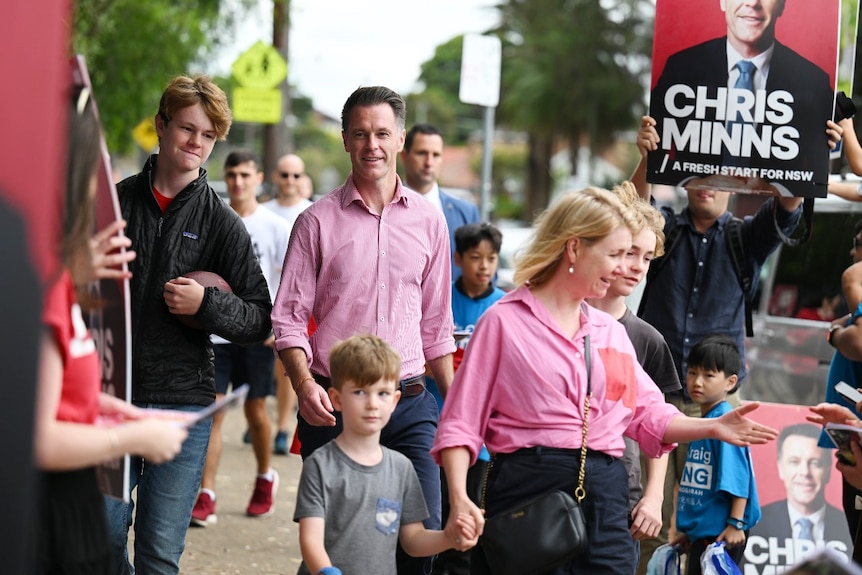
[742,403,852,574]
[646,0,839,197]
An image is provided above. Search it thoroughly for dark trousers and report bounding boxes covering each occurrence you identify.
[686,536,747,575]
[471,447,634,575]
[298,373,441,575]
[432,461,489,575]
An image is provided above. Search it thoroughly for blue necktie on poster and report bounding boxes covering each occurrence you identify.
[732,60,756,121]
[796,517,815,542]
[724,59,756,166]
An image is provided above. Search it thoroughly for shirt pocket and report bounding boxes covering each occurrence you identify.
[375,498,401,536]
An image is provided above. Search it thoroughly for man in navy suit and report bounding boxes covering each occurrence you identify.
[401,124,480,279]
[745,423,853,569]
[646,0,834,197]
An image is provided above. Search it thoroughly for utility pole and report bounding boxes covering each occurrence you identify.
[263,0,292,178]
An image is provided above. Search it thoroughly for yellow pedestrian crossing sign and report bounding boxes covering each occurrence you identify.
[233,87,282,124]
[132,118,159,153]
[232,41,287,89]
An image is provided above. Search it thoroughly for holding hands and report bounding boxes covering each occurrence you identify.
[444,494,485,552]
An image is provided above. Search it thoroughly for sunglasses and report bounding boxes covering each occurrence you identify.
[280,172,303,180]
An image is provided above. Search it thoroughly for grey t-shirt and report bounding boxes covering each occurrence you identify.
[619,307,683,511]
[294,441,429,575]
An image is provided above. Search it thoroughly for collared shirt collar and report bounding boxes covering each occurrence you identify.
[726,40,775,91]
[340,174,410,210]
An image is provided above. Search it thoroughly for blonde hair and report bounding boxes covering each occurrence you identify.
[158,74,232,141]
[610,181,666,258]
[329,334,401,390]
[513,187,639,288]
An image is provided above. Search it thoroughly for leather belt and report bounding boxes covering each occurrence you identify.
[398,374,427,397]
[312,373,426,398]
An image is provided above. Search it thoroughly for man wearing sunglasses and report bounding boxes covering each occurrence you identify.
[263,153,312,230]
[262,153,313,456]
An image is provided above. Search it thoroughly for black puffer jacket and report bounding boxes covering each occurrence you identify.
[119,155,272,406]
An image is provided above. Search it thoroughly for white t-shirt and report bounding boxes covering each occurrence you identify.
[262,197,313,231]
[212,205,291,345]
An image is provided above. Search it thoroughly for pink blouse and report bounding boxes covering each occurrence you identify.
[431,287,681,465]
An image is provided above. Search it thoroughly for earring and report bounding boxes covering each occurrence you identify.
[568,264,574,274]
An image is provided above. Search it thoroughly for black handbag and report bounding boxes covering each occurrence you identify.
[479,335,592,575]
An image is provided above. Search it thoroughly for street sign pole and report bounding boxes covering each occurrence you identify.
[459,34,501,222]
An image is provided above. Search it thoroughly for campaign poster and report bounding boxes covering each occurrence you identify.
[646,0,840,198]
[72,56,133,502]
[739,403,852,574]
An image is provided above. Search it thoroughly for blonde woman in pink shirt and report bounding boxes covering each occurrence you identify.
[431,186,778,575]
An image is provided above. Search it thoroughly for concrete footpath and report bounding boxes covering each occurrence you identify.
[178,400,304,574]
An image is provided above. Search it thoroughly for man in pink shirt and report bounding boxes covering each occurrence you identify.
[271,86,455,575]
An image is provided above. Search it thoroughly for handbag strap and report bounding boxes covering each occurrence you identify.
[576,335,590,503]
[480,334,592,509]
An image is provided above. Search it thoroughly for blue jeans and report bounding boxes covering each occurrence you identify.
[104,404,211,575]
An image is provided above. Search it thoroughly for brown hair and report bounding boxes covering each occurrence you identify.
[340,86,406,134]
[158,74,232,140]
[63,85,100,307]
[611,181,666,258]
[329,334,401,390]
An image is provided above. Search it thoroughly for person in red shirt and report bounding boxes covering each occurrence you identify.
[32,82,188,575]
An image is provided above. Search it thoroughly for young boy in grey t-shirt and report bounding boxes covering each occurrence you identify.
[293,334,477,575]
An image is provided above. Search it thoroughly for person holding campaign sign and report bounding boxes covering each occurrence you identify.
[645,0,839,197]
[33,77,189,575]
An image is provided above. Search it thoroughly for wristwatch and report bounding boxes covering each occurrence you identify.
[727,517,747,530]
[827,324,842,347]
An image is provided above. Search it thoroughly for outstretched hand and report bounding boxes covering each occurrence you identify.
[807,402,861,428]
[714,402,777,446]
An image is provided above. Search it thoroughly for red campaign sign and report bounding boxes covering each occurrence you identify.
[646,0,840,198]
[740,402,853,573]
[72,56,133,502]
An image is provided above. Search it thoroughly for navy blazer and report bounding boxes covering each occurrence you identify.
[647,37,833,196]
[746,500,853,563]
[439,189,480,280]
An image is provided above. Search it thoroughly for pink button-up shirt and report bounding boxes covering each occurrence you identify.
[431,287,681,465]
[272,175,455,379]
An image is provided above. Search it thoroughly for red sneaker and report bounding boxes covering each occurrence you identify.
[246,470,279,517]
[190,491,217,527]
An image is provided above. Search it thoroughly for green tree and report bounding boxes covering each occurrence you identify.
[495,0,654,216]
[72,0,250,153]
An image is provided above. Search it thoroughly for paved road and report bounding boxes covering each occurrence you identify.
[174,401,304,574]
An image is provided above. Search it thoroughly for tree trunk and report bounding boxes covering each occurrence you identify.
[525,132,554,222]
